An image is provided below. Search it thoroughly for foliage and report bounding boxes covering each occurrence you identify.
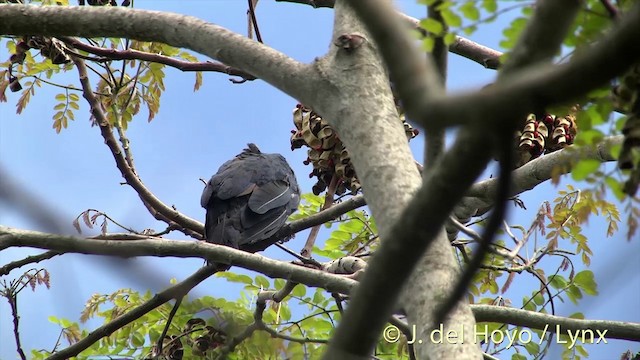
[1,1,638,360]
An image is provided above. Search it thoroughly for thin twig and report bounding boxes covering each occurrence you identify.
[7,294,27,360]
[72,56,204,238]
[247,0,264,43]
[0,251,61,276]
[300,174,339,258]
[59,36,256,81]
[155,296,183,356]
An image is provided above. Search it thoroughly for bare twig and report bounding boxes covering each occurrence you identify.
[7,294,27,360]
[0,251,61,276]
[155,296,183,356]
[59,36,256,81]
[247,0,264,43]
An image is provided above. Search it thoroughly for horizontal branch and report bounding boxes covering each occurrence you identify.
[0,226,357,295]
[2,228,636,348]
[473,304,640,342]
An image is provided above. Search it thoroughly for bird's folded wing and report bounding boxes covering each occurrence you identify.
[248,180,293,214]
[241,206,289,245]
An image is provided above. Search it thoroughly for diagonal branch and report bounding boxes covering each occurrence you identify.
[450,135,623,241]
[73,57,204,238]
[59,36,256,81]
[418,2,640,130]
[45,265,218,360]
[0,251,61,276]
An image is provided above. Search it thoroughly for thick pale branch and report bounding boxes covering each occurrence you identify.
[473,305,640,342]
[343,0,444,124]
[0,226,357,295]
[325,128,492,358]
[452,136,623,233]
[0,5,318,105]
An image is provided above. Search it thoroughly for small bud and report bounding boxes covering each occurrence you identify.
[334,34,365,53]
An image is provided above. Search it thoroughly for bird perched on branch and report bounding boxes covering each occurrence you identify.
[200,143,300,269]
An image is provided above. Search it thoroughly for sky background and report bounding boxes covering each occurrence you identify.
[0,1,638,359]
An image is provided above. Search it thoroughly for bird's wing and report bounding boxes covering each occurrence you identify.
[240,206,290,245]
[247,180,293,214]
[201,160,257,208]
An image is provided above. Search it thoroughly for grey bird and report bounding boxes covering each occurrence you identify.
[200,143,300,268]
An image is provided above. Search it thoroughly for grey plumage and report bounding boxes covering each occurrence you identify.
[201,144,300,264]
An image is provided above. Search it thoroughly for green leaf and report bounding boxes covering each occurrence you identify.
[482,0,497,13]
[292,284,306,297]
[443,32,457,46]
[55,93,66,101]
[420,18,444,35]
[549,275,567,289]
[217,272,254,285]
[566,284,583,305]
[605,176,625,201]
[441,8,462,27]
[459,2,480,21]
[571,159,601,181]
[255,275,270,289]
[422,37,435,52]
[573,270,598,296]
[569,312,585,319]
[574,129,604,145]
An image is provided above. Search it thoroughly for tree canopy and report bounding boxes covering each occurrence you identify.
[0,1,639,360]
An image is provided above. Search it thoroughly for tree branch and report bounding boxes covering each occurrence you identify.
[59,36,256,81]
[0,250,61,276]
[73,57,204,238]
[418,2,640,130]
[497,0,583,79]
[45,265,218,360]
[449,136,623,240]
[0,226,358,295]
[0,5,318,106]
[472,304,640,342]
[342,0,444,126]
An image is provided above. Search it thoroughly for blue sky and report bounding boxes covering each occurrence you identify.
[0,1,638,359]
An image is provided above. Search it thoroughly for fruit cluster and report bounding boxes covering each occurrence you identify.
[515,111,578,168]
[291,104,419,195]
